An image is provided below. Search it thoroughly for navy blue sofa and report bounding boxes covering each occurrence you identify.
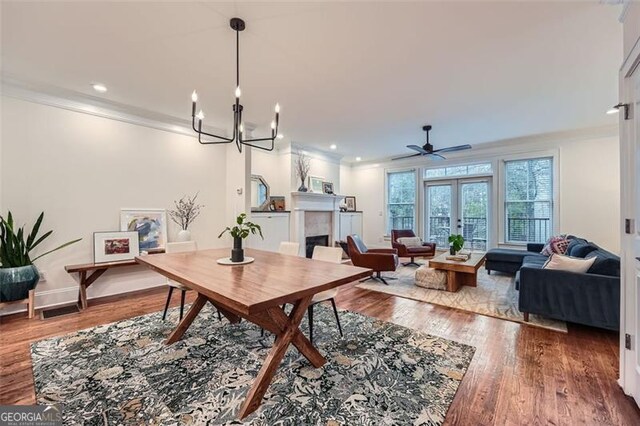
[485,237,620,330]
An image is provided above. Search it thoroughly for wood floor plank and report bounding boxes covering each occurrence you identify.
[1,282,639,425]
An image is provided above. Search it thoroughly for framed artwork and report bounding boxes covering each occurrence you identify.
[120,208,168,250]
[270,196,286,211]
[93,231,139,263]
[344,196,357,211]
[308,175,325,193]
[322,181,334,194]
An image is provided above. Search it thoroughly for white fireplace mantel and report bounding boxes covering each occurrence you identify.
[290,191,345,212]
[290,192,345,254]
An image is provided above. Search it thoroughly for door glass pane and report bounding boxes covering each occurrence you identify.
[426,185,452,247]
[460,182,488,251]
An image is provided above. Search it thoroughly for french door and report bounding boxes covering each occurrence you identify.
[424,178,491,250]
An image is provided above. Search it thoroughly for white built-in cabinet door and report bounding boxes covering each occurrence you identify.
[246,213,290,252]
[339,212,363,241]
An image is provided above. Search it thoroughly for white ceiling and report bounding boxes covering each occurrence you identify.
[1,1,622,161]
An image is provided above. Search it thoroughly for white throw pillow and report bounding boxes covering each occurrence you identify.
[542,253,597,273]
[397,237,422,248]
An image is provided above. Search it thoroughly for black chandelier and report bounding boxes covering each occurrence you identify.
[190,17,280,152]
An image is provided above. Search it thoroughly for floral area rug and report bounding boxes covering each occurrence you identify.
[31,304,475,425]
[356,262,567,333]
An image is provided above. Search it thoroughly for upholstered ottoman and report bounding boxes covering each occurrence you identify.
[415,266,447,290]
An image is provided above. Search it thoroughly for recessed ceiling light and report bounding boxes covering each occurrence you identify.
[330,144,337,150]
[355,157,362,162]
[606,108,619,115]
[92,83,107,93]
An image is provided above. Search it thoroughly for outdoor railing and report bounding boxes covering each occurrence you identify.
[507,217,551,243]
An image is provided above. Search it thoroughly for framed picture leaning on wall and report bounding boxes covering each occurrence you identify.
[308,175,325,193]
[93,231,139,263]
[120,208,168,251]
[344,196,357,211]
[322,181,334,194]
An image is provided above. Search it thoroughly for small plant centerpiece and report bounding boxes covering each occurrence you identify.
[448,234,465,255]
[218,213,263,263]
[0,212,81,303]
[294,150,311,192]
[168,192,204,242]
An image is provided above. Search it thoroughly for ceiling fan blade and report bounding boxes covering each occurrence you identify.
[406,144,429,154]
[433,144,472,154]
[427,153,446,160]
[392,153,422,161]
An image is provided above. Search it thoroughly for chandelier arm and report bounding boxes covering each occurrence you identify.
[194,117,235,142]
[198,133,235,145]
[240,140,275,151]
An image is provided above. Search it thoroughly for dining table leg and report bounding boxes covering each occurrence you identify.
[165,293,208,344]
[238,296,326,419]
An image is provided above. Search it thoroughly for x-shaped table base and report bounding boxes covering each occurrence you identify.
[165,293,325,419]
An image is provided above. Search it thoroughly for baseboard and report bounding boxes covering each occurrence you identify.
[0,281,166,317]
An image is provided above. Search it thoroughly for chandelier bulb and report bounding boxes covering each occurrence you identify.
[271,120,276,130]
[196,110,204,120]
[235,86,241,98]
[239,123,244,133]
[275,103,280,113]
[191,91,198,102]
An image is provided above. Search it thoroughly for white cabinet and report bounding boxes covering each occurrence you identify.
[246,213,290,252]
[339,212,363,241]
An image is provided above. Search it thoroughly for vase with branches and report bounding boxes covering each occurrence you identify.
[295,150,311,192]
[168,193,204,242]
[218,213,263,262]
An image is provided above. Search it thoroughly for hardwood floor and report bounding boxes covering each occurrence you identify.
[1,283,638,425]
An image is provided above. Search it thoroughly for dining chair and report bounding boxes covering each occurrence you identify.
[279,241,300,256]
[307,245,344,344]
[162,241,197,321]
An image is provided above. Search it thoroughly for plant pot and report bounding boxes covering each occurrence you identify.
[298,179,308,192]
[449,245,456,255]
[231,237,244,262]
[176,229,192,242]
[0,265,39,303]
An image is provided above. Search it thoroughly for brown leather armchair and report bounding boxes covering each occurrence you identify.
[347,234,399,285]
[391,229,436,267]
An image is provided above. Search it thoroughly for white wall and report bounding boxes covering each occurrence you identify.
[1,97,228,311]
[346,127,621,252]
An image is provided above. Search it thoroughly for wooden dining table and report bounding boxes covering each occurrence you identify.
[135,247,371,419]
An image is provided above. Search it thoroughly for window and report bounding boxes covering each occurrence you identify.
[386,170,416,234]
[504,157,553,243]
[424,162,492,179]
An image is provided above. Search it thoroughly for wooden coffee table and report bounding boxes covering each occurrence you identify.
[428,252,486,292]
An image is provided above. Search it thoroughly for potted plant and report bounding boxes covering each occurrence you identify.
[448,234,465,255]
[218,213,263,262]
[168,192,204,242]
[0,212,81,303]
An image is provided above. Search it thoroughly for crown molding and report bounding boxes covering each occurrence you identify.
[349,124,619,169]
[284,142,344,165]
[619,0,631,23]
[0,77,228,138]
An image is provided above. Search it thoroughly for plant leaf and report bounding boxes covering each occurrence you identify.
[31,238,82,263]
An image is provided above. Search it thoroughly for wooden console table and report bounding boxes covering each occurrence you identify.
[65,249,164,310]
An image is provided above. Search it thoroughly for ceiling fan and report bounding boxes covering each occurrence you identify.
[392,125,471,161]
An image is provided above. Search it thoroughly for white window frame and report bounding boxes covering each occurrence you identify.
[498,150,559,246]
[384,167,419,237]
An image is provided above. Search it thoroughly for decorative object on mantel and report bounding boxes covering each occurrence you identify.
[448,234,465,255]
[93,231,140,263]
[308,175,324,193]
[322,181,334,194]
[344,196,357,212]
[1,212,81,318]
[218,213,263,263]
[121,209,168,251]
[294,150,311,192]
[189,18,281,152]
[168,193,204,242]
[270,196,285,211]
